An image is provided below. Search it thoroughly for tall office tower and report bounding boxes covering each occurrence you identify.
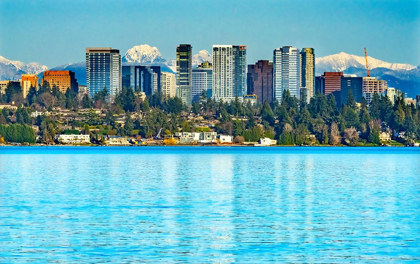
[21,74,39,98]
[300,48,315,102]
[339,76,363,107]
[247,60,273,104]
[121,66,161,96]
[212,45,247,101]
[41,71,78,93]
[161,72,176,98]
[86,47,121,100]
[273,46,300,102]
[362,77,388,104]
[192,61,212,102]
[176,44,192,106]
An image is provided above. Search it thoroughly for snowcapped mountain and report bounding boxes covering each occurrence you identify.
[315,52,416,75]
[0,55,48,80]
[122,44,212,73]
[192,50,212,66]
[316,52,420,97]
[49,61,86,85]
[122,44,167,64]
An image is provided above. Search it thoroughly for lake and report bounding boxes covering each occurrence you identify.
[0,146,419,262]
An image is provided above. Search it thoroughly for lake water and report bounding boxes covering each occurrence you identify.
[0,146,419,262]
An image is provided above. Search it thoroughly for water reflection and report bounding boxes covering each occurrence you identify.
[0,147,419,262]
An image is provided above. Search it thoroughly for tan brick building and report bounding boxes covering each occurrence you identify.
[41,70,78,93]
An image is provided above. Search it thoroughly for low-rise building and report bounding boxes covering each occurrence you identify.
[56,134,90,144]
[176,132,201,144]
[256,137,277,146]
[199,132,217,144]
[104,136,130,146]
[218,134,233,144]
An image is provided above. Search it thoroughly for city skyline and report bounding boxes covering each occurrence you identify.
[0,0,419,67]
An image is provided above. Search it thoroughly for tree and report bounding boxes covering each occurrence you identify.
[82,94,92,108]
[124,115,134,136]
[261,100,275,125]
[346,89,357,110]
[344,127,359,146]
[233,135,245,144]
[329,122,341,145]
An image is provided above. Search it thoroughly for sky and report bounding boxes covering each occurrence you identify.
[0,0,419,68]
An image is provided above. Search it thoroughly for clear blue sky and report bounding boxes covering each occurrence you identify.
[0,0,419,67]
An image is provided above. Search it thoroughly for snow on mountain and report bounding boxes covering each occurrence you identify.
[0,55,48,80]
[166,59,176,73]
[122,44,167,64]
[315,52,416,75]
[192,50,212,66]
[50,62,86,85]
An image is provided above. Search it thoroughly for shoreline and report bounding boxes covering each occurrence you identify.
[0,144,410,148]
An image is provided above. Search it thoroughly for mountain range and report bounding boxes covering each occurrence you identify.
[0,45,419,97]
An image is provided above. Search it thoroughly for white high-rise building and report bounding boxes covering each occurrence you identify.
[212,45,246,102]
[273,46,301,101]
[161,72,176,98]
[86,47,121,101]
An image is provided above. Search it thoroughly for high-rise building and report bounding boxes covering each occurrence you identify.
[41,71,78,93]
[247,60,273,104]
[161,72,176,98]
[322,72,343,95]
[86,47,121,100]
[192,61,212,102]
[122,66,161,96]
[273,46,300,101]
[340,76,363,106]
[176,44,193,106]
[21,74,39,98]
[212,45,247,101]
[300,48,315,102]
[362,77,388,104]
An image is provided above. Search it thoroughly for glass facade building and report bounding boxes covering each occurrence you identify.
[122,65,161,96]
[247,60,273,104]
[86,48,121,100]
[273,46,300,101]
[192,61,212,102]
[212,45,247,102]
[176,44,193,106]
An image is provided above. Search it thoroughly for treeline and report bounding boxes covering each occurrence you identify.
[1,81,419,145]
[0,124,35,143]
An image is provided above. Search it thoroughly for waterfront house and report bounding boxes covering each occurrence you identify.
[56,134,90,144]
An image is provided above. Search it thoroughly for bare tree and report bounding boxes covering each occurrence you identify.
[344,127,359,146]
[329,122,341,145]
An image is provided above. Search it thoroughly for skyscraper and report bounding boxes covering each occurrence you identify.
[176,44,192,106]
[212,45,247,101]
[192,61,212,102]
[86,47,121,100]
[273,46,300,101]
[300,48,315,102]
[247,60,273,104]
[122,65,161,96]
